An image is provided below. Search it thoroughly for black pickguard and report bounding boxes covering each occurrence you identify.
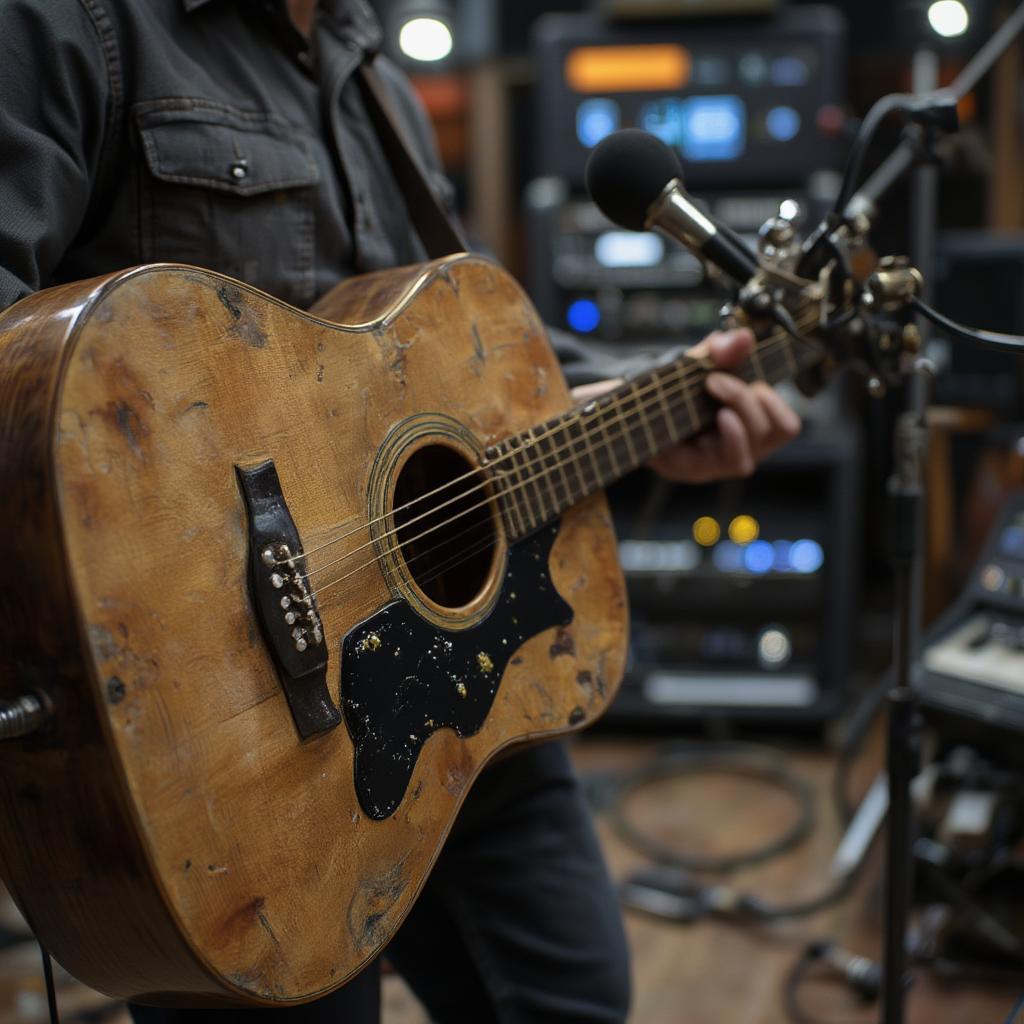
[340,523,572,820]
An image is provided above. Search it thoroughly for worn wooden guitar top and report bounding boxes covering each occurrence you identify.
[0,255,631,1005]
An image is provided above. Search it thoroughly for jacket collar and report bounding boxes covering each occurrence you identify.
[181,0,382,54]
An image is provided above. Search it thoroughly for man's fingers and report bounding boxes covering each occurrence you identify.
[689,328,754,369]
[706,371,773,451]
[752,381,802,450]
[713,407,755,478]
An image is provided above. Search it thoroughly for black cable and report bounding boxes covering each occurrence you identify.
[831,93,916,218]
[607,742,817,874]
[782,945,834,1024]
[782,941,885,1024]
[910,296,1024,354]
[39,941,60,1024]
[612,743,878,925]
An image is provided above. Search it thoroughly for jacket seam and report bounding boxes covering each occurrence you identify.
[76,0,123,224]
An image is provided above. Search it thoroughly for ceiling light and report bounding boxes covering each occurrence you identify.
[398,16,454,62]
[927,1,970,38]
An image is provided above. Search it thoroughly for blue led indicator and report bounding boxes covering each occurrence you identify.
[743,540,775,575]
[712,541,744,573]
[681,95,746,162]
[766,106,801,143]
[772,540,792,572]
[790,539,825,574]
[576,98,620,149]
[567,299,601,334]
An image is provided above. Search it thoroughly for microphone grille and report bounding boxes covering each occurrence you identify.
[585,130,684,232]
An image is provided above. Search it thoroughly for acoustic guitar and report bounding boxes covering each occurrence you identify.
[0,254,821,1005]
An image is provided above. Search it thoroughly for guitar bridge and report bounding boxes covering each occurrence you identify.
[237,460,341,739]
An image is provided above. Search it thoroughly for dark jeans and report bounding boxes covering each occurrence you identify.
[130,741,630,1023]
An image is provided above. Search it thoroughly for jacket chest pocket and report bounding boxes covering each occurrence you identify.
[135,102,320,309]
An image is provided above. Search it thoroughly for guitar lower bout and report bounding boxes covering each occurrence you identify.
[0,255,631,1005]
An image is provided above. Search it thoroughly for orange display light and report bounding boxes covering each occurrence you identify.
[565,44,691,94]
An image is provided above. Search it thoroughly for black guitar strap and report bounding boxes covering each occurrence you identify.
[356,61,468,260]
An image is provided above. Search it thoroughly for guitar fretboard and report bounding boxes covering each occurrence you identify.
[484,329,818,541]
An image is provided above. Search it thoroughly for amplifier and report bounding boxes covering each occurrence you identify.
[919,491,1024,742]
[603,423,860,725]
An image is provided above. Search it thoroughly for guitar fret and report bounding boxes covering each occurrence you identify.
[510,441,541,532]
[614,397,641,466]
[652,372,680,444]
[527,428,558,520]
[544,425,573,510]
[564,418,591,501]
[599,406,623,478]
[631,382,659,455]
[496,463,524,538]
[581,404,606,487]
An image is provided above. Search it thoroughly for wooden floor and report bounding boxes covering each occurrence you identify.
[1,735,1021,1024]
[568,735,1020,1024]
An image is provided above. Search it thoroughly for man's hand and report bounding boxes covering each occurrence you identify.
[570,328,800,485]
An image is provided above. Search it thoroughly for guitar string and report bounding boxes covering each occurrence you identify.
[300,324,821,605]
[313,520,506,637]
[277,310,818,569]
[295,316,820,585]
[296,324,820,604]
[287,317,817,573]
[277,349,724,568]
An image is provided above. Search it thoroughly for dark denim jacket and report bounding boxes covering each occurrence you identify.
[0,0,457,310]
[0,0,608,381]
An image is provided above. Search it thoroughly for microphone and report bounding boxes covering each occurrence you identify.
[585,129,759,285]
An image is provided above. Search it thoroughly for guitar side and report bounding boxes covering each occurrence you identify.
[0,256,628,1005]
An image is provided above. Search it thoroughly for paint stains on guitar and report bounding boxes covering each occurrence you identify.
[217,284,268,349]
[113,402,147,460]
[347,858,410,955]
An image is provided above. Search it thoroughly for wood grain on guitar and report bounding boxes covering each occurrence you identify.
[0,256,629,1006]
[0,253,822,1005]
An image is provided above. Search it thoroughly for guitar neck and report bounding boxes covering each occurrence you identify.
[485,327,820,541]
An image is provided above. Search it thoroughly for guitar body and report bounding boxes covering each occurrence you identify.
[0,255,628,1005]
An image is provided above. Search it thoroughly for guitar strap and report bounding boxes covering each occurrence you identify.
[356,61,468,260]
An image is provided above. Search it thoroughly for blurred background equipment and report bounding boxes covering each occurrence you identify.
[602,429,859,725]
[527,5,846,350]
[523,4,860,726]
[920,490,1024,746]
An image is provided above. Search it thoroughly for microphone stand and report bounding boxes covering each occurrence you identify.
[839,8,1024,1022]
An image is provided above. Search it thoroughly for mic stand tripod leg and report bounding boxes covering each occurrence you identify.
[882,361,931,1024]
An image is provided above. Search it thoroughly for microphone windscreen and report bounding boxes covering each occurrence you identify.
[585,129,684,231]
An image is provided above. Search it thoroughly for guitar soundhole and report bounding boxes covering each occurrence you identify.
[392,444,498,610]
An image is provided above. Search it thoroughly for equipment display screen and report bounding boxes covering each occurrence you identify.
[535,9,846,191]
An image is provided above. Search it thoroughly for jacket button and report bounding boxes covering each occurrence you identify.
[230,160,249,180]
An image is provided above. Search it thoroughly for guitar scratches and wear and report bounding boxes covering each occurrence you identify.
[0,0,631,1021]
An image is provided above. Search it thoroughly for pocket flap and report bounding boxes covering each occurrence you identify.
[137,104,320,197]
